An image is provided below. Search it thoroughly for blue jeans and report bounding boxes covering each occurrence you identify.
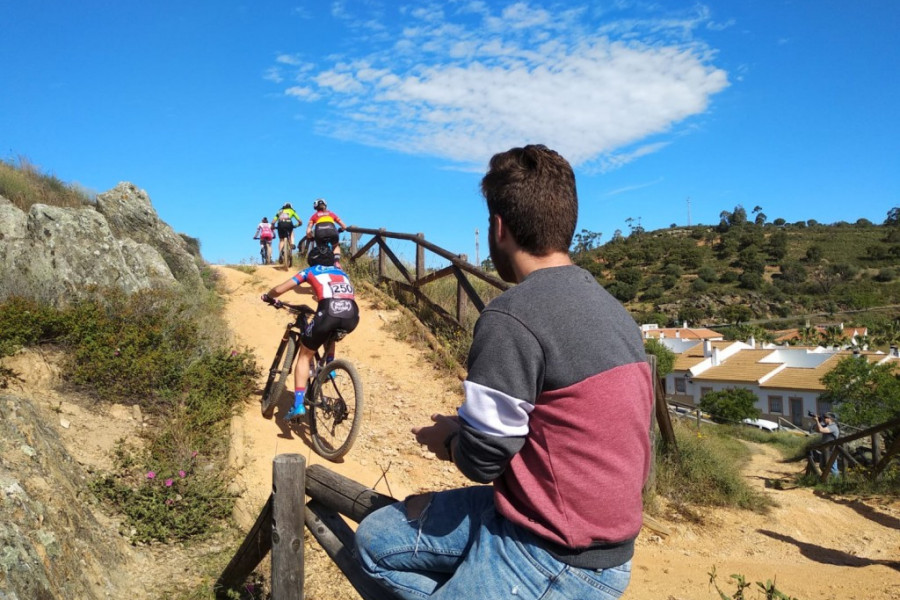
[355,486,632,600]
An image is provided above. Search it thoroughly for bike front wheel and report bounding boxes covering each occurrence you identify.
[308,358,363,461]
[261,337,296,418]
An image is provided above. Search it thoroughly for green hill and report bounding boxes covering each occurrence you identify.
[571,206,900,340]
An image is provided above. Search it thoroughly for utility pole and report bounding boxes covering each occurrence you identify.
[687,197,692,226]
[475,228,479,266]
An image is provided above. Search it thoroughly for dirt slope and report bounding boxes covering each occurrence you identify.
[218,264,900,600]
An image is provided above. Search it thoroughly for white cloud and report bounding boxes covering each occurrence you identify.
[273,2,730,169]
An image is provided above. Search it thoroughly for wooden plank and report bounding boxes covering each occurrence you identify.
[346,226,510,291]
[271,454,306,600]
[415,265,455,287]
[304,501,396,600]
[452,264,485,313]
[306,464,398,523]
[215,496,273,598]
[376,238,415,284]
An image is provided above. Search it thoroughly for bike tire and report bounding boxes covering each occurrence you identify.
[308,358,363,461]
[261,337,296,418]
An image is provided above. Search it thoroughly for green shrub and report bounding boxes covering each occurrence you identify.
[91,442,233,543]
[653,419,772,513]
[0,284,259,543]
[699,388,761,424]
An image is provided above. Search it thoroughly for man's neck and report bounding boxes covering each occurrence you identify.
[511,250,573,283]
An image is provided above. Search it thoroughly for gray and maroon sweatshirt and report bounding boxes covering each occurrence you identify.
[456,265,652,569]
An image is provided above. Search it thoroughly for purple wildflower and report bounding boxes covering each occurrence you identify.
[165,479,174,487]
[178,470,186,478]
[146,471,156,479]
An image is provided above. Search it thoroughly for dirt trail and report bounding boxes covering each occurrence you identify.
[219,264,900,600]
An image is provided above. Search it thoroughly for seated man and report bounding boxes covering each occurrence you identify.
[306,198,348,260]
[261,245,359,421]
[354,144,653,600]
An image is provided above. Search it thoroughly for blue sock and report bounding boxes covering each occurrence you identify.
[284,388,306,418]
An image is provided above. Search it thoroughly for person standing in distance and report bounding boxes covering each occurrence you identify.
[813,411,841,477]
[355,144,653,599]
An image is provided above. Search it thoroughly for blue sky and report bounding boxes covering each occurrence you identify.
[2,1,897,266]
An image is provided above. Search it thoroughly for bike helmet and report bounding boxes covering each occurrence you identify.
[314,198,327,210]
[282,202,292,209]
[307,244,335,267]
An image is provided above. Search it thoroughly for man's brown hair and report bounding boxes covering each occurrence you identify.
[480,144,577,255]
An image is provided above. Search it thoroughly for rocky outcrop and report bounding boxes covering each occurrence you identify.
[0,182,203,305]
[0,393,133,599]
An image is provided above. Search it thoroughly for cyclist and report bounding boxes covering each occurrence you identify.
[253,217,275,264]
[305,198,348,261]
[274,202,302,263]
[261,244,359,421]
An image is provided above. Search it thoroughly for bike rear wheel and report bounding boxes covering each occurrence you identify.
[308,358,363,461]
[261,337,296,418]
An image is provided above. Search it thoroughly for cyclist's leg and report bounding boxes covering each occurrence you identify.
[285,342,316,420]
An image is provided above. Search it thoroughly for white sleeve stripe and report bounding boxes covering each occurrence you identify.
[459,380,533,437]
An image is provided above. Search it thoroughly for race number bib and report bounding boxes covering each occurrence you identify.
[329,282,354,297]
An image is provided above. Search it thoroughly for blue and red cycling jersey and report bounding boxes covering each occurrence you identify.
[291,265,355,302]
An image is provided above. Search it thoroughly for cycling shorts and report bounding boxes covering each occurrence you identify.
[300,299,359,350]
[277,221,295,238]
[313,222,340,249]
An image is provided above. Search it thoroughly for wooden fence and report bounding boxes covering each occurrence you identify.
[345,226,509,331]
[803,416,900,482]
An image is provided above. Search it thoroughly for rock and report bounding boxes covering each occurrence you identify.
[0,185,205,306]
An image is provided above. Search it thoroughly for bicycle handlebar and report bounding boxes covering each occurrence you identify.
[262,294,314,315]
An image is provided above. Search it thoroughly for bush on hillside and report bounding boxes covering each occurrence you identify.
[699,388,761,425]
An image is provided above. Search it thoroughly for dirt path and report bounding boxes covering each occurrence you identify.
[221,264,900,599]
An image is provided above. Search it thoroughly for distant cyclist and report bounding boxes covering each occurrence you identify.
[253,217,275,264]
[260,244,359,421]
[274,203,302,262]
[306,198,348,261]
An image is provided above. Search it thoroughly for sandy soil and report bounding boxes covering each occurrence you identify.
[217,264,900,600]
[6,263,897,599]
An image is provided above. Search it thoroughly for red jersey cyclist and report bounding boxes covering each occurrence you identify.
[306,198,348,261]
[261,245,359,421]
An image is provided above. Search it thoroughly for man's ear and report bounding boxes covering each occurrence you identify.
[492,214,506,242]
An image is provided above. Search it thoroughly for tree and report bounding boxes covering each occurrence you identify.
[719,305,752,324]
[699,388,761,424]
[885,206,900,227]
[644,338,676,377]
[820,357,900,428]
[572,229,602,254]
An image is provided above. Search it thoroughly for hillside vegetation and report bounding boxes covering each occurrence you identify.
[568,205,900,342]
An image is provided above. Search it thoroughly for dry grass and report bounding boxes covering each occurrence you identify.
[0,156,94,211]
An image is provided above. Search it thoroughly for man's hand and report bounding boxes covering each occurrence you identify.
[412,414,460,461]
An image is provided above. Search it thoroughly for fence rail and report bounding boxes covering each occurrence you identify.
[345,226,509,331]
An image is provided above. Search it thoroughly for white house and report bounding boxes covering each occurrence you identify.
[663,340,899,427]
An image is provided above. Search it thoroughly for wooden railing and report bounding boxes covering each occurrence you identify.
[804,416,900,482]
[215,454,396,600]
[345,226,510,331]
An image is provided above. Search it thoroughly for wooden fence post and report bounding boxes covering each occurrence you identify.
[377,229,386,279]
[350,232,360,255]
[271,454,306,600]
[456,254,467,324]
[416,233,425,282]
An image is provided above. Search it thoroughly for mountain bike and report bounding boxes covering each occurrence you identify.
[278,236,293,268]
[260,301,363,461]
[256,237,273,265]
